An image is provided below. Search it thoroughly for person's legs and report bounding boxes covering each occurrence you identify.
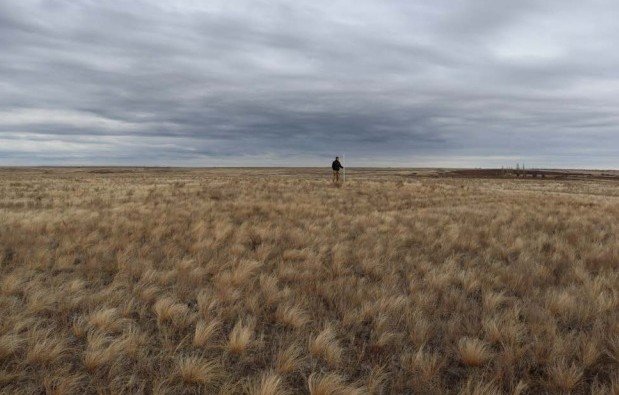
[334,171,339,183]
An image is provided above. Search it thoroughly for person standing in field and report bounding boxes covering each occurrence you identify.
[332,156,343,183]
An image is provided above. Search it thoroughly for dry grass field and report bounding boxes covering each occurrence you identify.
[0,168,617,394]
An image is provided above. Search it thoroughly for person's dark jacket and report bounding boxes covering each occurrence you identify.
[332,160,343,171]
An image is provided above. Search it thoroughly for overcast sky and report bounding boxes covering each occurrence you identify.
[1,1,618,168]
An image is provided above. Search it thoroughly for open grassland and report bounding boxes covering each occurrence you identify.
[0,168,617,394]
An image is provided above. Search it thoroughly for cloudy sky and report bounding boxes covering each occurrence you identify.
[1,1,618,168]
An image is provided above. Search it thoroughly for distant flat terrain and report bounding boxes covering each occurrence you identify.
[3,166,617,179]
[0,168,617,393]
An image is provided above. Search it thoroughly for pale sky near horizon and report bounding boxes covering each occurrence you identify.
[1,1,618,168]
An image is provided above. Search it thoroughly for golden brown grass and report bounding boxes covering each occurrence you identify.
[457,337,492,367]
[0,167,617,393]
[176,356,220,385]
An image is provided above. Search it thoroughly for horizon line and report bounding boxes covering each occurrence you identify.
[1,165,617,171]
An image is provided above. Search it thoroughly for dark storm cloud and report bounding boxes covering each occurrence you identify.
[0,0,618,167]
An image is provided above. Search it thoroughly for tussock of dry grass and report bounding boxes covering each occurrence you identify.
[275,304,309,329]
[307,372,364,395]
[457,337,492,367]
[248,370,286,395]
[0,168,617,393]
[309,326,343,368]
[275,343,305,375]
[405,346,444,383]
[0,335,21,362]
[193,319,220,348]
[176,356,220,385]
[227,318,255,355]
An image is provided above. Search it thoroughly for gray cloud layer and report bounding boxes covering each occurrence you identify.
[1,0,618,167]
